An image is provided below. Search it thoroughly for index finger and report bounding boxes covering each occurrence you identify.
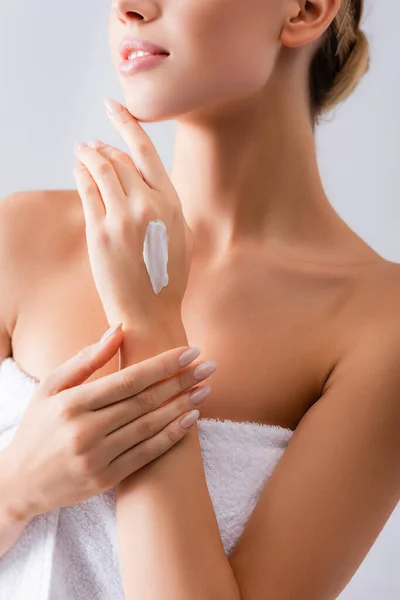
[79,345,201,411]
[104,98,171,192]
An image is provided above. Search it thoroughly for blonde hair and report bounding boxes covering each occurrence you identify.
[309,0,370,127]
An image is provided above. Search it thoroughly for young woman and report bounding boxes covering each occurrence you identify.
[0,0,399,598]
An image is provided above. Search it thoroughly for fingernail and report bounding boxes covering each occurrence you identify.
[180,409,200,429]
[179,347,201,368]
[104,98,123,116]
[193,361,217,381]
[190,385,211,405]
[100,322,122,344]
[74,141,87,151]
[87,139,103,149]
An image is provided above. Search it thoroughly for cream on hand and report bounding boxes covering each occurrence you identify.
[142,220,169,295]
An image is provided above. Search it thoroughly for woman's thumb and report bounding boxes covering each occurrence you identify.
[40,322,123,394]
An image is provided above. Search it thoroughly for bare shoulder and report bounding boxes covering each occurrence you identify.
[358,257,400,312]
[323,255,400,387]
[0,189,84,358]
[0,189,84,259]
[372,260,400,335]
[357,258,400,339]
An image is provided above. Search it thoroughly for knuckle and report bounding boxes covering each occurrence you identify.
[158,353,171,375]
[76,453,98,477]
[58,391,78,422]
[135,388,155,413]
[137,416,154,440]
[134,202,155,225]
[82,182,95,196]
[112,216,133,239]
[91,225,110,245]
[166,422,181,445]
[116,214,132,237]
[116,374,135,397]
[98,159,113,176]
[73,163,87,175]
[41,373,62,397]
[67,424,87,455]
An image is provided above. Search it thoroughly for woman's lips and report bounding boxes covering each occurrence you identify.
[119,37,169,60]
[119,53,169,76]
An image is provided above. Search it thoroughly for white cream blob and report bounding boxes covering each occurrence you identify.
[143,220,169,295]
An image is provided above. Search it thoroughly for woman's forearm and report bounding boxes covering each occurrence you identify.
[0,449,32,557]
[115,325,241,600]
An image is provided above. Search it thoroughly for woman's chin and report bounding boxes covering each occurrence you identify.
[121,100,180,124]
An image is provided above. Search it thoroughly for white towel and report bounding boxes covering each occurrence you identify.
[0,357,293,599]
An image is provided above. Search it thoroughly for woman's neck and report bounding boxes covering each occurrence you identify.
[168,96,335,264]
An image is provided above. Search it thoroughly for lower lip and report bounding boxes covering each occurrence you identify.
[119,53,169,76]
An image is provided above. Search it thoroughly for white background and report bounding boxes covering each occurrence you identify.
[0,0,399,597]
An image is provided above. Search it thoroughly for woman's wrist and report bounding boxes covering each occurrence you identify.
[120,317,188,365]
[0,449,34,525]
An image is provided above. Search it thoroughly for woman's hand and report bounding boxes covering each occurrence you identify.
[2,325,214,522]
[72,98,193,330]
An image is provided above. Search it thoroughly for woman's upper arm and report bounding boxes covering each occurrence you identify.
[0,188,81,364]
[0,191,38,362]
[228,316,400,600]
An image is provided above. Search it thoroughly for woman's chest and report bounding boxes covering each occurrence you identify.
[11,256,334,431]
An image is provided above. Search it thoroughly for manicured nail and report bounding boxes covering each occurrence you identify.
[190,385,211,405]
[193,361,217,381]
[104,98,123,116]
[100,322,122,344]
[180,409,200,429]
[179,347,201,368]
